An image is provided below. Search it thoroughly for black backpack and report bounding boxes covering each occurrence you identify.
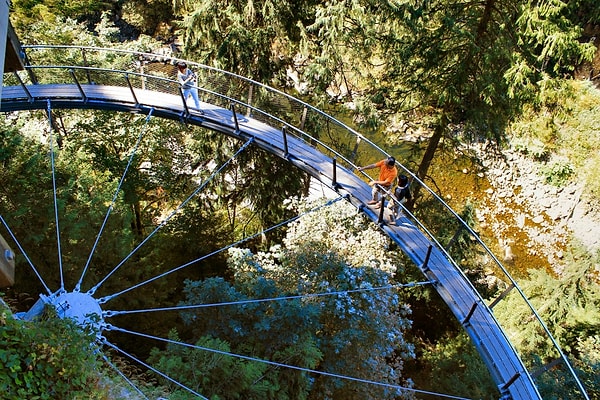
[394,175,411,201]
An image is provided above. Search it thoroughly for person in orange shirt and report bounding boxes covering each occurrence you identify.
[358,156,398,206]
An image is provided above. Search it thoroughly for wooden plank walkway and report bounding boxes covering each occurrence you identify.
[0,83,541,399]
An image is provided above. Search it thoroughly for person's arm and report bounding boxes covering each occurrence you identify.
[358,163,382,186]
[380,174,397,186]
[179,70,195,85]
[370,178,389,186]
[185,70,196,83]
[357,163,376,172]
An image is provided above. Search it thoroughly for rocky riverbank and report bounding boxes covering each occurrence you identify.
[474,145,599,275]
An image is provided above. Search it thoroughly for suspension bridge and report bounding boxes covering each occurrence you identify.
[0,41,590,400]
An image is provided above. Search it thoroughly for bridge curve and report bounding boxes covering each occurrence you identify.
[0,45,589,400]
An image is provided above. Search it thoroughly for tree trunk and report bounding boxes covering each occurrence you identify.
[133,201,143,236]
[408,115,446,209]
[476,0,495,41]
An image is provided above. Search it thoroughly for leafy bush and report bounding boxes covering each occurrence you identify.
[0,304,107,400]
[413,332,499,400]
[511,136,551,161]
[148,199,415,400]
[541,158,574,186]
[583,155,600,208]
[149,331,285,400]
[510,80,600,200]
[493,242,600,398]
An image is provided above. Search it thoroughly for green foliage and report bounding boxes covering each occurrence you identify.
[494,242,600,395]
[227,199,415,399]
[541,157,574,186]
[300,0,597,192]
[280,198,405,275]
[150,277,321,399]
[171,0,319,82]
[10,11,164,63]
[9,0,112,30]
[231,147,309,244]
[511,135,552,161]
[572,335,600,398]
[509,80,600,204]
[526,345,599,400]
[0,103,303,290]
[0,113,135,293]
[120,0,173,35]
[0,304,107,399]
[149,331,282,399]
[149,199,415,400]
[515,0,596,75]
[583,155,600,205]
[411,332,499,399]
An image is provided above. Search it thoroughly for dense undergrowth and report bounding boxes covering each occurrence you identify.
[3,0,600,398]
[0,301,111,399]
[510,80,600,208]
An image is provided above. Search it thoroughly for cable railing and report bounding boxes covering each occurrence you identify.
[2,44,590,399]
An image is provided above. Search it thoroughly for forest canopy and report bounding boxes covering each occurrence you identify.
[2,0,600,399]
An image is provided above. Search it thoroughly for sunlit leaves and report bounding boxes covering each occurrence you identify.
[493,242,600,397]
[226,198,415,399]
[173,0,318,82]
[0,304,107,399]
[516,0,596,75]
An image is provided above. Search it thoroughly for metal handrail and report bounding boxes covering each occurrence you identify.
[2,45,589,399]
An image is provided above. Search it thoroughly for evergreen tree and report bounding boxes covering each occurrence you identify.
[301,0,596,200]
[149,199,415,399]
[494,243,600,398]
[171,0,320,83]
[227,199,415,399]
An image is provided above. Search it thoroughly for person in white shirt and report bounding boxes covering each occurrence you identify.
[177,62,201,110]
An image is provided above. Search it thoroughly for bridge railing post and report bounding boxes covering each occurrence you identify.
[531,358,562,379]
[488,283,515,309]
[69,69,87,102]
[246,84,253,117]
[332,158,340,190]
[124,73,139,107]
[13,71,32,101]
[300,106,307,130]
[282,125,289,158]
[421,245,433,272]
[230,102,240,132]
[135,56,147,90]
[500,372,521,395]
[377,195,385,224]
[80,48,92,84]
[178,87,190,116]
[461,301,478,326]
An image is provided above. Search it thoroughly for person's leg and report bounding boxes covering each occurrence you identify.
[190,87,201,109]
[368,186,379,204]
[182,87,191,107]
[373,186,387,207]
[387,198,398,214]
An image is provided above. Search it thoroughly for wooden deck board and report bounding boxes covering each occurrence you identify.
[0,83,541,399]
